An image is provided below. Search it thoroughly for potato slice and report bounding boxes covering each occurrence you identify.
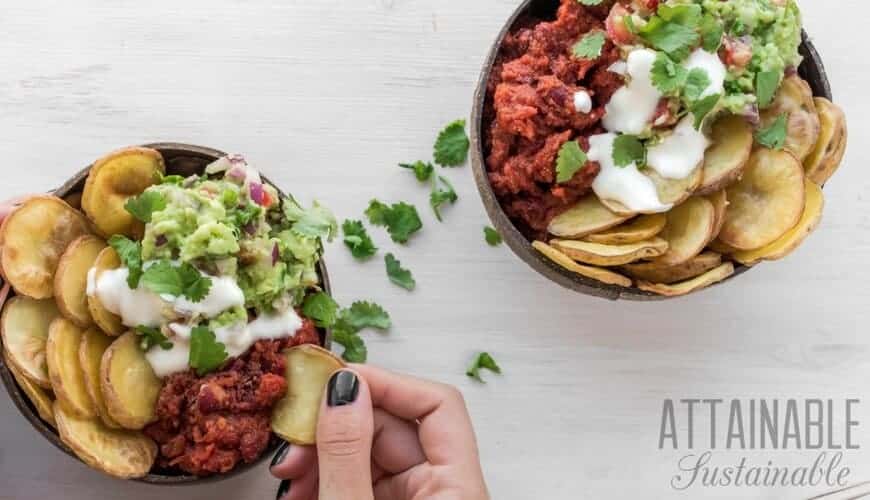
[583,214,666,245]
[637,262,735,297]
[601,167,703,216]
[706,190,728,244]
[0,196,92,299]
[731,180,824,265]
[548,195,631,238]
[550,238,668,266]
[696,115,753,195]
[100,331,161,430]
[532,241,632,287]
[80,328,121,429]
[1,296,61,388]
[622,252,723,285]
[4,352,55,427]
[805,98,847,185]
[53,401,157,479]
[720,148,805,250]
[87,247,124,337]
[653,197,715,266]
[271,344,346,445]
[46,318,95,418]
[81,147,165,238]
[760,76,820,162]
[55,236,107,328]
[707,238,739,255]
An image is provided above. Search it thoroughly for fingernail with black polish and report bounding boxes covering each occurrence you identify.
[270,441,290,469]
[276,480,291,500]
[327,370,359,407]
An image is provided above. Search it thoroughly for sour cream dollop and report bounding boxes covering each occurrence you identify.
[573,90,593,114]
[588,133,672,213]
[602,49,662,135]
[646,116,711,180]
[683,48,726,99]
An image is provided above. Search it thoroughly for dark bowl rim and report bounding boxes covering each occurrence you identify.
[0,142,333,484]
[469,0,833,301]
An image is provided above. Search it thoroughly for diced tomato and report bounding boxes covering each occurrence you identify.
[605,4,636,46]
[720,36,753,70]
[632,0,659,13]
[260,190,273,208]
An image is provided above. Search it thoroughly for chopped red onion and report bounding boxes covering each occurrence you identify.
[250,182,265,205]
[243,222,256,235]
[742,104,760,127]
[226,165,247,183]
[272,243,280,266]
[155,235,168,246]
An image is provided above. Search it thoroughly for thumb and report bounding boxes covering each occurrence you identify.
[316,369,375,500]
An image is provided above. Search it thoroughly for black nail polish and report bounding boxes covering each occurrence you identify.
[327,370,359,407]
[276,480,291,500]
[270,441,290,469]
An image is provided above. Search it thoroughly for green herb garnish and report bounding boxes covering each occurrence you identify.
[430,175,458,222]
[612,135,646,167]
[755,114,788,150]
[466,352,502,383]
[301,292,340,328]
[140,260,212,302]
[135,325,172,351]
[556,140,588,183]
[650,52,688,95]
[399,161,434,182]
[689,92,721,129]
[755,70,781,109]
[572,31,606,60]
[365,200,423,244]
[189,325,228,376]
[124,191,166,223]
[385,253,415,291]
[108,235,143,289]
[484,226,502,246]
[342,220,377,259]
[434,119,470,167]
[683,68,712,102]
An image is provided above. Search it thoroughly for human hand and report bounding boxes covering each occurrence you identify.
[270,364,490,500]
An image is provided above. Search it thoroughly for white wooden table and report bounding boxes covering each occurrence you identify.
[0,1,867,499]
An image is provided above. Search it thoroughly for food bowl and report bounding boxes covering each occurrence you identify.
[0,143,332,484]
[470,0,834,301]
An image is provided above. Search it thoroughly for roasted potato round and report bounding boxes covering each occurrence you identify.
[760,75,820,162]
[79,327,121,429]
[548,195,631,238]
[100,331,161,430]
[81,147,165,238]
[46,318,96,419]
[532,241,632,288]
[583,214,666,245]
[87,247,124,336]
[804,97,847,185]
[622,251,723,285]
[706,190,728,245]
[696,114,753,195]
[4,352,56,427]
[1,296,62,388]
[601,166,703,216]
[0,196,92,299]
[550,238,669,266]
[55,235,107,327]
[653,197,715,266]
[637,262,735,297]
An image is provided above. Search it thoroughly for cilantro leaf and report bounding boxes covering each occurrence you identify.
[650,52,688,95]
[755,113,788,150]
[135,325,172,351]
[342,220,377,259]
[466,352,502,383]
[612,135,646,167]
[657,4,702,26]
[140,260,212,301]
[160,174,185,185]
[577,0,603,5]
[484,226,502,246]
[756,70,781,109]
[700,13,724,52]
[338,301,392,332]
[125,190,166,223]
[683,68,712,102]
[332,327,368,363]
[638,7,701,61]
[365,200,423,244]
[555,140,588,183]
[434,119,470,167]
[572,31,606,60]
[189,325,228,376]
[385,253,415,291]
[399,161,434,182]
[289,201,338,242]
[302,292,339,328]
[177,263,212,302]
[430,175,458,222]
[689,92,721,129]
[108,235,143,288]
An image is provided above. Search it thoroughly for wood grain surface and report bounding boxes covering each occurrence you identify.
[0,1,867,499]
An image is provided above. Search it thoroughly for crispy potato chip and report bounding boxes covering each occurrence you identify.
[731,180,824,265]
[55,235,106,328]
[696,114,753,195]
[532,241,632,288]
[601,167,703,216]
[706,190,728,244]
[805,97,847,185]
[100,331,160,430]
[720,148,805,250]
[53,401,157,479]
[547,195,631,238]
[1,296,61,388]
[47,318,95,418]
[87,247,124,337]
[4,352,55,427]
[79,328,121,429]
[81,147,165,238]
[622,252,722,284]
[760,76,820,162]
[707,238,739,255]
[583,214,666,245]
[271,344,346,445]
[0,196,92,299]
[550,238,669,266]
[637,262,735,297]
[653,197,715,266]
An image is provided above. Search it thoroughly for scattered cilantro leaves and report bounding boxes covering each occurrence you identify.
[337,301,392,332]
[572,31,606,60]
[756,70,781,109]
[399,161,434,182]
[385,253,415,291]
[108,235,143,288]
[302,292,340,328]
[342,219,377,259]
[683,68,712,102]
[612,135,646,167]
[755,113,788,150]
[365,200,423,244]
[484,226,502,246]
[689,92,722,129]
[288,201,338,242]
[140,261,212,302]
[135,325,172,351]
[555,140,588,183]
[434,119,470,167]
[430,175,458,222]
[638,5,702,61]
[124,190,166,223]
[333,328,368,363]
[466,352,502,383]
[650,52,688,95]
[700,13,724,52]
[189,326,228,376]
